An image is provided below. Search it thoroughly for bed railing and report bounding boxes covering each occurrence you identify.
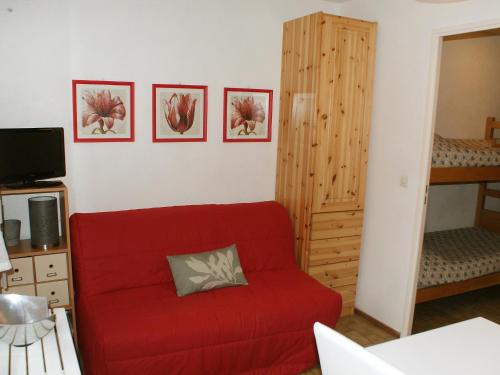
[475,116,500,231]
[485,117,500,147]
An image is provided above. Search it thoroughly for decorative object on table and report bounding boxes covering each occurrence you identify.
[0,294,55,347]
[0,309,81,375]
[28,196,59,249]
[72,80,135,142]
[152,84,208,142]
[2,219,21,247]
[223,87,273,142]
[0,230,11,272]
[166,244,248,296]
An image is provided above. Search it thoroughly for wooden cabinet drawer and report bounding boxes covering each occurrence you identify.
[336,284,357,305]
[308,260,359,288]
[6,284,36,296]
[7,257,34,287]
[309,236,361,267]
[36,280,69,307]
[310,211,363,240]
[34,253,67,282]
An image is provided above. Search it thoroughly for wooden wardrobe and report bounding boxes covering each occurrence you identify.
[275,12,377,316]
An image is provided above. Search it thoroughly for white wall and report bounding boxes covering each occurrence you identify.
[0,0,340,215]
[434,36,500,139]
[0,1,71,235]
[337,0,500,333]
[425,36,500,232]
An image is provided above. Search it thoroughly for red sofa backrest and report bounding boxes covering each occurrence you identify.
[70,201,297,297]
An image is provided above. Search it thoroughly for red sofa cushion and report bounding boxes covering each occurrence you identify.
[78,269,342,375]
[70,201,297,297]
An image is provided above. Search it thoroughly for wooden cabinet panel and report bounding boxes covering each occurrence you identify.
[311,211,363,240]
[336,284,357,303]
[313,278,357,316]
[274,13,323,269]
[337,284,357,316]
[336,284,357,316]
[7,257,34,286]
[309,236,361,267]
[36,280,69,308]
[313,20,374,213]
[34,253,68,282]
[308,260,359,288]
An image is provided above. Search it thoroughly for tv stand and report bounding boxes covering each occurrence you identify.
[0,183,77,340]
[2,180,63,189]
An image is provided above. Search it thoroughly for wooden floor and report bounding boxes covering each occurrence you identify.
[301,285,500,375]
[412,284,500,334]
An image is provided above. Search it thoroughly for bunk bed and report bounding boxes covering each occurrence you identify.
[417,117,500,303]
[430,117,500,184]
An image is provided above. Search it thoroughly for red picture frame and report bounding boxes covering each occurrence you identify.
[72,80,135,143]
[223,87,273,143]
[152,84,208,142]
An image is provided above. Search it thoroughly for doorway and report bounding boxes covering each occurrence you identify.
[403,23,500,336]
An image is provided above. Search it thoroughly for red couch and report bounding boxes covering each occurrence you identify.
[70,201,342,375]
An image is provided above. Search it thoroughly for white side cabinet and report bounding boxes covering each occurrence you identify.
[5,254,70,308]
[0,184,76,339]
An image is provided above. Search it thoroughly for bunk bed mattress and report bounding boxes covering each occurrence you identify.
[432,134,500,167]
[419,227,500,288]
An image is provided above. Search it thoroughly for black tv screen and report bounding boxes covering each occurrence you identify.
[0,128,66,185]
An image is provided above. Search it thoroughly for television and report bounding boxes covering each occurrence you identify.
[0,128,66,188]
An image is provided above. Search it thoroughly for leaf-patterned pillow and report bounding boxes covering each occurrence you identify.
[166,244,248,296]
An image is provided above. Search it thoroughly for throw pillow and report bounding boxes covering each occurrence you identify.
[166,244,248,296]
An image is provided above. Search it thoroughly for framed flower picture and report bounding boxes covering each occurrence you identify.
[72,80,135,142]
[223,88,273,142]
[153,84,208,142]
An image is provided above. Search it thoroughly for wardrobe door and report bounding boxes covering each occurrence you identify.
[312,18,376,213]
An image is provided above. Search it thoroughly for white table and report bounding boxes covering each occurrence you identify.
[368,317,500,375]
[0,308,80,375]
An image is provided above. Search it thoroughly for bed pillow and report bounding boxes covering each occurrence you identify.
[166,244,248,296]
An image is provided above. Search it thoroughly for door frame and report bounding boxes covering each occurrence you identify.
[400,18,500,337]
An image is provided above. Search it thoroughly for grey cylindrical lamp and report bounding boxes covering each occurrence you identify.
[28,196,59,249]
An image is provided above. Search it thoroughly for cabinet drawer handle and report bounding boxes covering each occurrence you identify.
[48,299,60,304]
[11,277,23,282]
[46,272,58,278]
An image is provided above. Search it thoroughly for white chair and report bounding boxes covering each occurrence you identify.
[314,322,406,375]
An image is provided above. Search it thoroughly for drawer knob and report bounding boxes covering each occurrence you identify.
[46,272,57,278]
[14,269,19,273]
[11,277,23,282]
[51,291,56,295]
[49,299,59,304]
[49,264,54,268]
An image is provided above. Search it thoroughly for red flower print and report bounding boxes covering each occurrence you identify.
[164,93,197,135]
[231,96,265,135]
[82,90,126,134]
